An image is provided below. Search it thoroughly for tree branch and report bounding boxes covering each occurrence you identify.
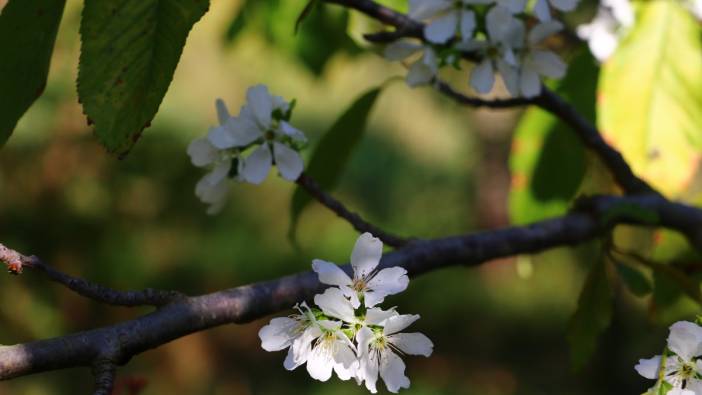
[1,194,701,380]
[0,244,184,307]
[92,359,117,395]
[295,173,410,248]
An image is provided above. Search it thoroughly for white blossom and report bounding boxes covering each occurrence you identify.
[635,321,702,394]
[384,40,439,87]
[356,314,433,393]
[208,85,307,184]
[459,6,524,94]
[692,0,702,20]
[312,232,409,309]
[533,0,580,22]
[576,0,634,62]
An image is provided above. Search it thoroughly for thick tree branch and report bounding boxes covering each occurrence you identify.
[296,173,409,248]
[0,244,184,307]
[1,194,701,381]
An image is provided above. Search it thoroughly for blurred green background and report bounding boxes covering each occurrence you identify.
[0,0,688,394]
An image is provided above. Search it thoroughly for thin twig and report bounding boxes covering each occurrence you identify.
[295,173,409,248]
[0,244,184,307]
[92,359,117,395]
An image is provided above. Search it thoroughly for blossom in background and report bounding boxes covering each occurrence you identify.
[459,5,524,94]
[356,314,434,393]
[187,85,308,213]
[209,85,307,185]
[384,40,440,87]
[312,232,409,308]
[516,21,567,97]
[533,0,579,22]
[635,321,702,394]
[576,0,634,62]
[259,232,431,392]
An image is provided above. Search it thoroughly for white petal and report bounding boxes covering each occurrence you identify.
[278,121,307,143]
[273,141,304,181]
[389,333,434,357]
[291,325,321,364]
[533,0,551,22]
[259,317,297,351]
[240,144,272,185]
[356,326,374,357]
[500,0,527,13]
[688,376,702,394]
[459,10,476,40]
[668,321,702,361]
[470,59,495,94]
[195,175,228,204]
[365,307,399,326]
[519,67,542,98]
[496,60,520,97]
[409,0,452,20]
[306,348,335,381]
[215,98,230,126]
[365,267,409,308]
[208,125,237,150]
[283,347,303,370]
[424,12,458,44]
[334,341,358,370]
[383,314,420,336]
[529,50,567,78]
[528,21,563,44]
[246,84,274,129]
[312,260,352,287]
[314,287,356,322]
[551,0,578,12]
[221,115,263,148]
[187,137,218,167]
[351,233,383,279]
[406,61,434,87]
[380,351,410,393]
[486,6,517,44]
[669,389,696,395]
[384,41,422,61]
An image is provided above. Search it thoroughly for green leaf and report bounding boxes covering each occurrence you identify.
[566,257,613,370]
[615,262,652,297]
[288,87,382,242]
[508,51,597,224]
[223,1,358,76]
[0,0,65,147]
[599,1,702,197]
[78,0,209,157]
[295,0,319,33]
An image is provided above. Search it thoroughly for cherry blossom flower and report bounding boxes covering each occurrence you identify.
[356,314,433,393]
[459,5,524,94]
[312,232,409,308]
[636,321,702,394]
[208,85,307,184]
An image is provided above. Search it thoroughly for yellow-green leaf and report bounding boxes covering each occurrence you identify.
[598,1,702,196]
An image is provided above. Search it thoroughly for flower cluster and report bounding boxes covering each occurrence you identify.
[187,85,307,214]
[385,0,577,97]
[636,321,702,395]
[258,233,433,393]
